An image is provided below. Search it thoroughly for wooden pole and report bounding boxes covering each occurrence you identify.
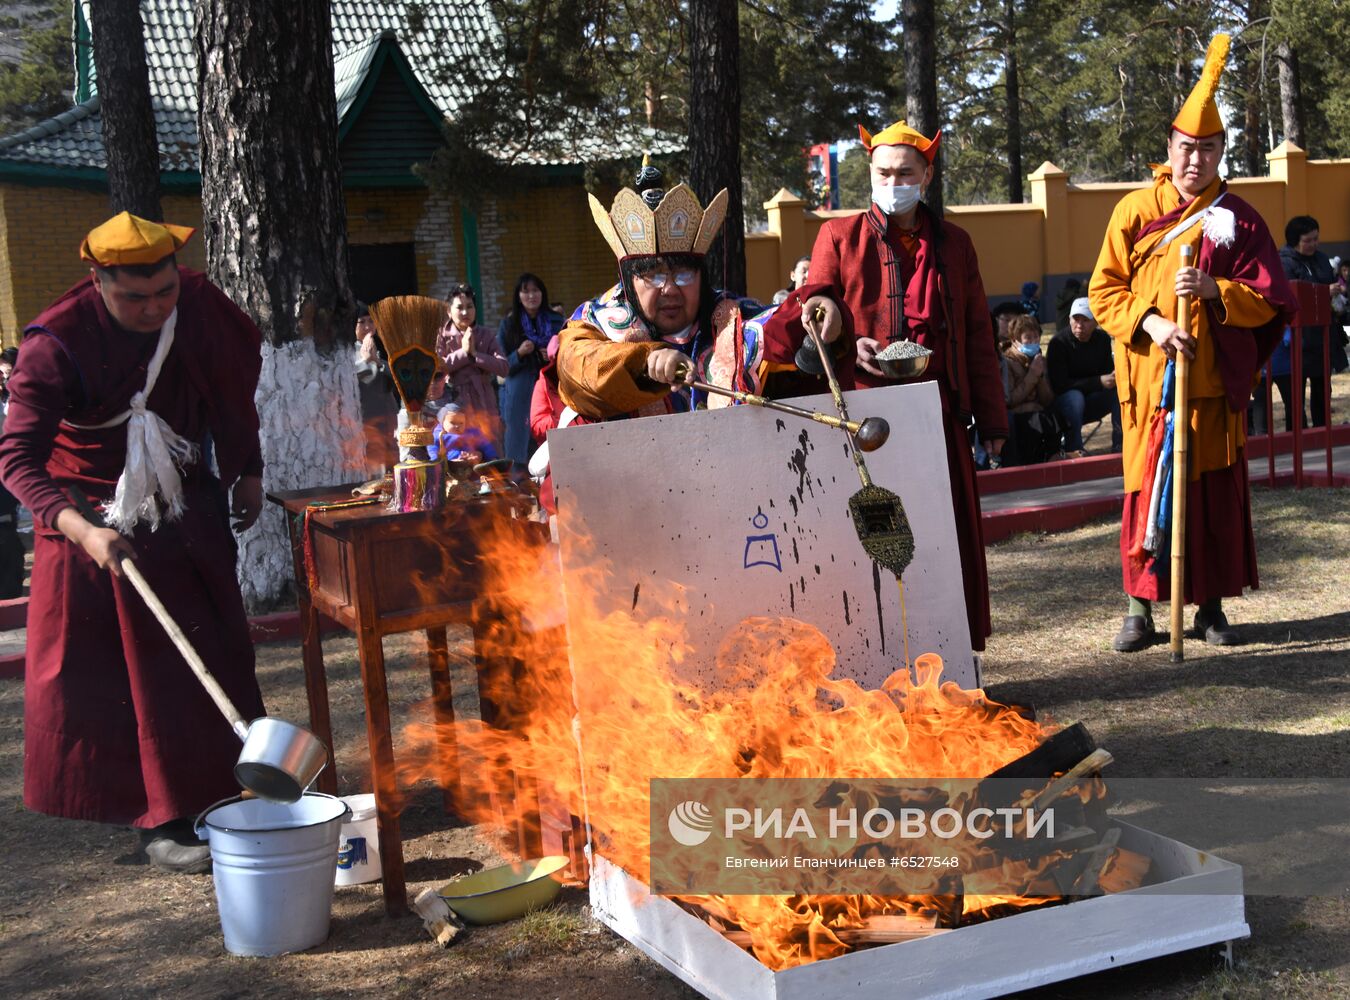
[1170,243,1194,663]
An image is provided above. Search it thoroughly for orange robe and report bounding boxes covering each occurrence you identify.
[1090,168,1292,603]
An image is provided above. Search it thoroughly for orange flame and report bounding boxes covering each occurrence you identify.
[398,507,1069,970]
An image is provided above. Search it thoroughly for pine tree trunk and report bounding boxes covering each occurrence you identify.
[89,0,162,220]
[1002,0,1022,203]
[1276,40,1303,148]
[902,0,942,216]
[1239,0,1266,176]
[195,0,362,609]
[688,0,745,295]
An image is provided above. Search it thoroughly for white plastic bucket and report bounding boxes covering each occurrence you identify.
[197,793,350,957]
[334,793,382,886]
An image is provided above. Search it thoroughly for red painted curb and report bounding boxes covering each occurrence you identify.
[0,597,26,632]
[982,494,1124,544]
[979,453,1121,496]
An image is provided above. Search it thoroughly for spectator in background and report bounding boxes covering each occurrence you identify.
[1001,314,1062,465]
[0,346,16,411]
[353,303,399,473]
[772,256,812,305]
[991,301,1024,351]
[0,344,23,597]
[1055,277,1083,329]
[497,272,564,465]
[1019,280,1040,319]
[1279,216,1343,426]
[1047,297,1121,457]
[432,283,507,440]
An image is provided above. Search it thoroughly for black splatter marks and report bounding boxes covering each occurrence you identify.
[843,591,852,625]
[787,428,816,504]
[871,560,886,655]
[632,583,641,611]
[775,418,786,432]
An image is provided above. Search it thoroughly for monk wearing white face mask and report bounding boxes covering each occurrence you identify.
[761,120,1008,654]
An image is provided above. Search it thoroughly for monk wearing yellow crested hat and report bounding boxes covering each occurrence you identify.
[0,212,269,871]
[756,118,1008,655]
[1088,37,1297,653]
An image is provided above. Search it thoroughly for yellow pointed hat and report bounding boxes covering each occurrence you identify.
[858,120,941,162]
[79,211,195,266]
[1172,35,1230,139]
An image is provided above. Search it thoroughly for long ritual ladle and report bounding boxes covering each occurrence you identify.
[69,492,328,802]
[803,308,918,669]
[801,308,915,578]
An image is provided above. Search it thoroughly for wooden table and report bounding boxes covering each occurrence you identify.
[268,483,545,915]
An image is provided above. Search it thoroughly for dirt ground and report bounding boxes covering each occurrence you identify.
[2,483,1348,1000]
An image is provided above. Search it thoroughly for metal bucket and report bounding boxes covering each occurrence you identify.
[196,793,350,956]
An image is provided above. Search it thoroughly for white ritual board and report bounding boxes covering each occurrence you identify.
[548,381,974,690]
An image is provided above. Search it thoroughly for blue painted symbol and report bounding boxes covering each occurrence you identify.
[743,507,782,571]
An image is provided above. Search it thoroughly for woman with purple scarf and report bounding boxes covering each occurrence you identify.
[496,272,565,465]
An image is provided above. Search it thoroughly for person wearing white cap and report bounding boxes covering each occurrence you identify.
[1046,297,1121,456]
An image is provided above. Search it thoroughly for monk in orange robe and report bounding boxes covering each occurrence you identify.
[1089,36,1295,652]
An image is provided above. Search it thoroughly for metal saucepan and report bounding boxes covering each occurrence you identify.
[117,556,329,802]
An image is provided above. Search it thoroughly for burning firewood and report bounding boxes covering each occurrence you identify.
[1097,846,1152,894]
[833,913,952,946]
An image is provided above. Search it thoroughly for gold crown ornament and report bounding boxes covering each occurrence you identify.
[588,161,728,259]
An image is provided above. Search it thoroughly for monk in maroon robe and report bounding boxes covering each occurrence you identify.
[0,213,265,872]
[1089,36,1295,652]
[760,122,1007,652]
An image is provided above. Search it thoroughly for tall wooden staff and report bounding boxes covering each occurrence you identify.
[1170,243,1194,663]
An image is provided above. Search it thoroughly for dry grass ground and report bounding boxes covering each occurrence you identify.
[1,485,1347,999]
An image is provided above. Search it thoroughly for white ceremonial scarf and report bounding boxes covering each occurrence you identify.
[63,308,200,533]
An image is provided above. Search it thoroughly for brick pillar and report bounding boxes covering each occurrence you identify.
[764,188,807,288]
[1028,161,1070,280]
[1267,140,1307,222]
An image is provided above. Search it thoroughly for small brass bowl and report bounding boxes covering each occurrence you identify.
[875,352,931,380]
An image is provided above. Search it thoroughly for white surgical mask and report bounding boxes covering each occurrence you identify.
[872,181,922,216]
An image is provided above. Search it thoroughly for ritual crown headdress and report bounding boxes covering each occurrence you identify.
[858,121,941,163]
[1171,35,1230,139]
[588,159,728,259]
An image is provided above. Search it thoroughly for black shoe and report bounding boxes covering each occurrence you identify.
[1112,615,1155,652]
[139,818,212,874]
[1193,608,1241,646]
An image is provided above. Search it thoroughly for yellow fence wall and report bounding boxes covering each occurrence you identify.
[3,144,1346,343]
[747,143,1350,308]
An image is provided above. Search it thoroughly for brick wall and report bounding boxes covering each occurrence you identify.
[480,183,622,326]
[0,186,205,343]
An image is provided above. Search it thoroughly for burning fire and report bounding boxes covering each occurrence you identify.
[399,510,1072,970]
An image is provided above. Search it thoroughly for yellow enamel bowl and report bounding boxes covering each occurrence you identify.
[436,856,569,924]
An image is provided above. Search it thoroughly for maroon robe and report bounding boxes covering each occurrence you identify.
[0,269,266,828]
[762,206,1007,650]
[1094,181,1296,605]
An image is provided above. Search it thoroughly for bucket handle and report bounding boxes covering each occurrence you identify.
[193,792,353,839]
[194,794,245,839]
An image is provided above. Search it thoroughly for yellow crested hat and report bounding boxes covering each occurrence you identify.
[80,211,194,267]
[1172,35,1230,139]
[588,162,728,260]
[858,121,941,162]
